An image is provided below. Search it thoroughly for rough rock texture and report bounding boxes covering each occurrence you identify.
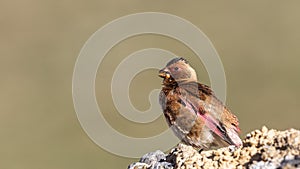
[128,127,300,169]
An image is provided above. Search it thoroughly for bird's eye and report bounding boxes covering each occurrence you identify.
[174,67,179,71]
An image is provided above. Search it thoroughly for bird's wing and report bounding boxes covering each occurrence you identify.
[199,112,237,145]
[178,81,240,146]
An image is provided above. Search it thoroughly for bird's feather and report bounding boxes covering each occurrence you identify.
[177,81,241,146]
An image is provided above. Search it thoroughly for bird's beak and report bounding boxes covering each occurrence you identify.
[158,69,170,79]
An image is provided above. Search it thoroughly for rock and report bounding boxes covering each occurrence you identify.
[128,127,300,169]
[128,150,173,169]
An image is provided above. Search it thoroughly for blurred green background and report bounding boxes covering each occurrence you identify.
[1,1,300,168]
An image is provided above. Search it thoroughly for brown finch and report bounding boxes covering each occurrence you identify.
[159,57,242,149]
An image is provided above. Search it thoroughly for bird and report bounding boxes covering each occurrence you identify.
[158,57,242,150]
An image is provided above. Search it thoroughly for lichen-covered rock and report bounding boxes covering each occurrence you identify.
[128,127,300,169]
[128,150,173,169]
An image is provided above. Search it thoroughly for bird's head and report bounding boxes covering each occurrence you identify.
[158,57,197,84]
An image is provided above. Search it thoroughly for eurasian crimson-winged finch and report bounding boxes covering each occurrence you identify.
[159,57,242,149]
